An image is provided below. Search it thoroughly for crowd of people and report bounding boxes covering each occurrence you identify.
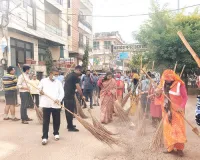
[2,64,199,157]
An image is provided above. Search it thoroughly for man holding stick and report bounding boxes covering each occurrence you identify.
[17,65,33,124]
[39,68,64,145]
[64,65,84,132]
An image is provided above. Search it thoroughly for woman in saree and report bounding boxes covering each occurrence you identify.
[157,69,188,157]
[98,72,116,124]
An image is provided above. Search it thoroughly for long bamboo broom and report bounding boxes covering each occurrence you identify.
[87,108,117,135]
[28,82,121,147]
[18,64,43,124]
[122,91,132,108]
[142,69,200,138]
[114,100,131,123]
[82,99,116,135]
[74,95,88,119]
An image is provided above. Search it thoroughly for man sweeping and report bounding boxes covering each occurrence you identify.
[39,68,64,145]
[157,69,188,157]
[64,65,84,132]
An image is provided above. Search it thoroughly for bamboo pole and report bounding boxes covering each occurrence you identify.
[177,31,200,68]
[180,65,186,78]
[152,61,155,72]
[174,61,178,72]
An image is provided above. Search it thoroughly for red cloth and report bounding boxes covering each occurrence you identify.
[150,102,162,118]
[116,80,124,97]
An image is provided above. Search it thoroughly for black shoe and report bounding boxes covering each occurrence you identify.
[90,106,93,109]
[93,104,96,106]
[67,125,76,129]
[68,128,79,132]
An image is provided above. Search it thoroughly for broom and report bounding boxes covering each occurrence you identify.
[82,99,116,135]
[87,108,117,135]
[122,91,131,108]
[18,64,43,124]
[28,82,121,147]
[149,118,164,151]
[142,68,200,138]
[114,100,131,123]
[74,95,88,119]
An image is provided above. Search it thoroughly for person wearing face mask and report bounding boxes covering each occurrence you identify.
[156,69,188,157]
[38,68,64,145]
[17,65,33,124]
[64,65,84,132]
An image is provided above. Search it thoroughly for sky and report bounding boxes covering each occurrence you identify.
[91,0,200,43]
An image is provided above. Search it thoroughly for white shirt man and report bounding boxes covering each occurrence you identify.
[38,69,64,145]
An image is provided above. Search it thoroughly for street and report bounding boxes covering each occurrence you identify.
[0,96,200,160]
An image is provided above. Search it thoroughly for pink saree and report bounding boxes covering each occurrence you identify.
[100,78,116,124]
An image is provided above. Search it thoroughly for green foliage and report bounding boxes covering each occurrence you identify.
[82,45,89,71]
[45,49,53,75]
[135,0,200,73]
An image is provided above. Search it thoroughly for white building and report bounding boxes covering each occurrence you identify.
[0,0,68,78]
[91,31,124,71]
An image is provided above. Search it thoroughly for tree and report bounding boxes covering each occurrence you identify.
[82,45,89,71]
[135,0,200,73]
[45,49,53,75]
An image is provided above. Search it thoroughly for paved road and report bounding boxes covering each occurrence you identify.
[0,96,200,160]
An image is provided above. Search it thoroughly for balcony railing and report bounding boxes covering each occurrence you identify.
[78,16,92,31]
[45,24,62,36]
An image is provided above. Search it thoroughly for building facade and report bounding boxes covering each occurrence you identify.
[91,31,124,71]
[0,0,68,78]
[67,0,93,65]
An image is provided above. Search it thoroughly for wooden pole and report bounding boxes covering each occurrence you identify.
[174,61,178,72]
[152,61,155,72]
[180,65,186,78]
[177,31,200,68]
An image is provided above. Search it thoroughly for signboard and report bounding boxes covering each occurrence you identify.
[113,44,147,52]
[119,52,129,60]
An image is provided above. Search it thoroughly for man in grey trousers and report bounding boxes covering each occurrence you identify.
[17,65,33,124]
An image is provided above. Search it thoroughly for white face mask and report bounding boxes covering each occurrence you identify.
[52,76,58,80]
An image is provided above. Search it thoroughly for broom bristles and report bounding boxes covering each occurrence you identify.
[149,119,164,151]
[122,92,131,108]
[75,96,88,119]
[74,114,120,147]
[34,105,43,124]
[88,109,117,135]
[114,100,131,124]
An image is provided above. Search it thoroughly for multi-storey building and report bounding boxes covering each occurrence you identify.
[67,0,93,65]
[91,31,124,71]
[0,0,68,78]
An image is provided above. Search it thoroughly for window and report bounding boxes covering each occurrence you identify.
[104,41,111,49]
[79,33,84,48]
[24,0,36,29]
[38,48,46,61]
[68,24,71,36]
[93,41,99,50]
[68,0,70,8]
[10,38,33,66]
[86,37,89,46]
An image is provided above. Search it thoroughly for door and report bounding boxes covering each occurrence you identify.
[16,49,25,76]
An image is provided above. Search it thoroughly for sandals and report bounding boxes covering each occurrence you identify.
[3,117,10,120]
[12,117,20,121]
